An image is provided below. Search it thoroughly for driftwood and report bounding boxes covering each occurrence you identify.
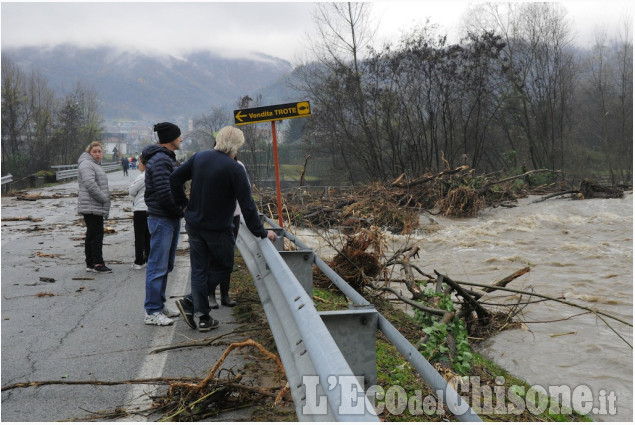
[482,267,530,294]
[1,216,43,222]
[436,271,490,322]
[391,165,470,188]
[579,178,624,199]
[533,190,581,203]
[534,179,626,203]
[2,377,200,391]
[478,169,557,194]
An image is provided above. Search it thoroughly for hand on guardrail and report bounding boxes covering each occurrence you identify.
[266,230,278,242]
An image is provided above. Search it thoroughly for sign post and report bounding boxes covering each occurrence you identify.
[234,101,311,228]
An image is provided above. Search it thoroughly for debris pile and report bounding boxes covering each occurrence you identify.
[260,166,557,233]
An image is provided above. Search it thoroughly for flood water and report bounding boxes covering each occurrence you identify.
[293,192,633,421]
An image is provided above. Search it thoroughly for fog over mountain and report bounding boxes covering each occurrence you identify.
[2,44,299,121]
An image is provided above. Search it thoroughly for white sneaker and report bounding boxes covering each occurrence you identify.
[144,312,174,326]
[131,263,146,270]
[163,306,180,318]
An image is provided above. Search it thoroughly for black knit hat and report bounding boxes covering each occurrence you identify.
[154,122,181,144]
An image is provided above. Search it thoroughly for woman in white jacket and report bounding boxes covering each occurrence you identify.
[78,141,111,273]
[129,154,150,269]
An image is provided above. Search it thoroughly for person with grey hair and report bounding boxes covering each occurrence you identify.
[170,126,277,332]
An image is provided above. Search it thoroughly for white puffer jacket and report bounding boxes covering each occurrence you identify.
[129,171,147,212]
[77,152,110,218]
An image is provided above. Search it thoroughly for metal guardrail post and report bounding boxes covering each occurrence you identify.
[263,216,482,422]
[278,250,314,296]
[319,308,378,389]
[236,223,379,422]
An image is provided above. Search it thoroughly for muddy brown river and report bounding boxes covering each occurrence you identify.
[295,192,633,421]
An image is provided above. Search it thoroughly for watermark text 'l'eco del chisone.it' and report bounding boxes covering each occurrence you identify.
[302,375,618,417]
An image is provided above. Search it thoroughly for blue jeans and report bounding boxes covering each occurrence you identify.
[186,223,234,316]
[145,216,181,314]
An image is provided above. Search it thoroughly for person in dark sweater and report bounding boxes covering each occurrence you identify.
[171,126,277,332]
[141,122,183,326]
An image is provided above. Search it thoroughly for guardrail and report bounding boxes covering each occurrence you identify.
[236,219,379,421]
[1,174,13,186]
[1,174,14,193]
[235,214,481,422]
[52,162,120,181]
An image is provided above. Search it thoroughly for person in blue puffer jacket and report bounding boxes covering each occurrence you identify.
[140,122,184,326]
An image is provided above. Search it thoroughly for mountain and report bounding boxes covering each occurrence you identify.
[2,44,300,121]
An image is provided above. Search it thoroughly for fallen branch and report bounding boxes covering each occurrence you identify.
[457,281,632,330]
[533,190,580,203]
[401,245,422,298]
[391,165,470,188]
[436,272,490,321]
[482,267,530,294]
[2,377,200,392]
[478,169,559,194]
[368,283,446,316]
[1,216,42,222]
[150,325,263,354]
[194,339,284,393]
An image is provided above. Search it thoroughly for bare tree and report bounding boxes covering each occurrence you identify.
[26,70,57,172]
[297,2,382,184]
[466,3,576,175]
[190,106,230,150]
[615,14,633,181]
[1,56,31,175]
[235,95,273,188]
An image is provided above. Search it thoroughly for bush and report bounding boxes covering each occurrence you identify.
[35,170,57,183]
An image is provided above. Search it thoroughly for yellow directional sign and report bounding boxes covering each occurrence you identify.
[234,101,311,126]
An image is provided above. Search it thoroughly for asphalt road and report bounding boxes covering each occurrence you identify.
[1,169,248,421]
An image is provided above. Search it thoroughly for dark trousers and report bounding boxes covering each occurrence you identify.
[133,210,150,265]
[209,215,241,296]
[186,223,234,315]
[83,213,104,266]
[232,214,240,241]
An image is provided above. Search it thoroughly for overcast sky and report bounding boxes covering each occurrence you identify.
[1,2,632,63]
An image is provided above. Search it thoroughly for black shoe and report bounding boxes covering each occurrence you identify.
[221,295,236,307]
[198,315,219,332]
[92,264,112,273]
[175,298,196,329]
[209,294,219,309]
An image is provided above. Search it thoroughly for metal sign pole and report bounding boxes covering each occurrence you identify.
[271,121,284,227]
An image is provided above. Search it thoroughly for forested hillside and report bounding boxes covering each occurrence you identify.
[2,45,294,119]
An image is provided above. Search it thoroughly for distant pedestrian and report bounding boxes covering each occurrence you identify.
[121,156,129,176]
[141,122,184,326]
[131,156,138,170]
[77,141,112,273]
[129,154,150,270]
[171,126,277,332]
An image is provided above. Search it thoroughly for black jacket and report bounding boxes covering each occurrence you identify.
[170,150,267,238]
[142,144,183,218]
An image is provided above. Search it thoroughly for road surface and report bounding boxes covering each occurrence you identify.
[1,168,248,421]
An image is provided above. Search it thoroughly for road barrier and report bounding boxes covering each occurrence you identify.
[52,162,120,181]
[1,174,14,186]
[235,214,481,422]
[1,174,14,193]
